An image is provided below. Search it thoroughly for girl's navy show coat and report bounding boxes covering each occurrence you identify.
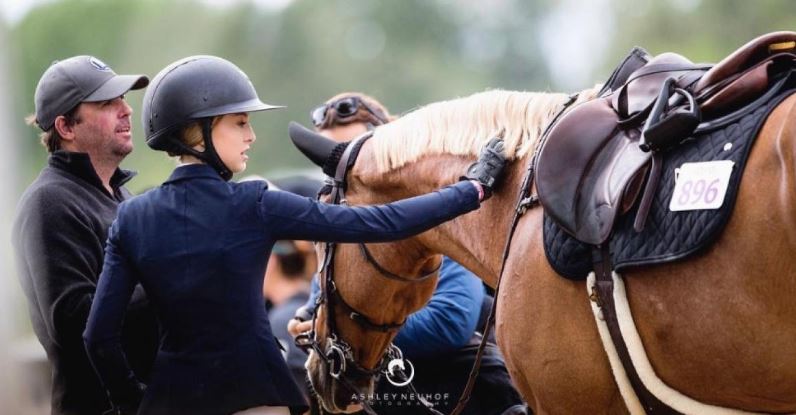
[84,164,480,415]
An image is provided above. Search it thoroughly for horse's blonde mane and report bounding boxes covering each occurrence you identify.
[370,88,598,173]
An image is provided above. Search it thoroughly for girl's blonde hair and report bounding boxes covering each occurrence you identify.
[169,117,223,158]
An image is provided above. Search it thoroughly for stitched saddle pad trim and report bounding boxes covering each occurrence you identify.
[613,88,796,270]
[543,86,796,280]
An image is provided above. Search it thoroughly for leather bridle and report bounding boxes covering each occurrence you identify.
[299,92,579,415]
[296,131,443,415]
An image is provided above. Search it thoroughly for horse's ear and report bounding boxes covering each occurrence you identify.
[288,122,338,168]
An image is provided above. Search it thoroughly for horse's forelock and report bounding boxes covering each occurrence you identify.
[369,88,598,173]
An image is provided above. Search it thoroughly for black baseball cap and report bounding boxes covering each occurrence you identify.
[33,55,149,131]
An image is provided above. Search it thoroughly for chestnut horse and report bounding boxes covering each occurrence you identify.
[293,89,796,414]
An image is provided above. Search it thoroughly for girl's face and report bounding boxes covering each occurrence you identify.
[212,113,255,173]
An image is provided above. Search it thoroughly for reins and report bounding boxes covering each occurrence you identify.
[444,92,579,415]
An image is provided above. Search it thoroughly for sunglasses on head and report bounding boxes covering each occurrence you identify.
[310,96,388,127]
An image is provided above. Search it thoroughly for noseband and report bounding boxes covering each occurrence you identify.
[297,131,442,415]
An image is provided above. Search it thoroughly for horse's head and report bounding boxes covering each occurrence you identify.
[289,122,443,413]
[288,89,597,412]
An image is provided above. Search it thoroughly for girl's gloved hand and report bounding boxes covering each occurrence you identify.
[461,138,507,200]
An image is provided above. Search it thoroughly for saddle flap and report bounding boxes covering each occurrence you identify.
[576,131,651,244]
[538,98,652,245]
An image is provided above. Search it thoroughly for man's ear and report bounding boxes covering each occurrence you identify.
[53,115,77,143]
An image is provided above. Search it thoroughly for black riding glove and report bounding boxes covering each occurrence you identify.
[460,138,507,200]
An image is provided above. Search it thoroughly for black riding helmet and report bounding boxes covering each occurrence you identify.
[142,55,283,180]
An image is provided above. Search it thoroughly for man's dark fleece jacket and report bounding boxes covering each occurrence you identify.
[12,151,158,415]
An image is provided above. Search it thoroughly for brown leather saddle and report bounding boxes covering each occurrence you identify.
[537,31,796,246]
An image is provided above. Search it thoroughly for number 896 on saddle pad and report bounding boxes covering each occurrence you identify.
[670,160,735,211]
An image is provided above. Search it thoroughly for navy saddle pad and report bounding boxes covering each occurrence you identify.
[543,85,796,280]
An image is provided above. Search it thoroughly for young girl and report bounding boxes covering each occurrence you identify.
[83,56,505,415]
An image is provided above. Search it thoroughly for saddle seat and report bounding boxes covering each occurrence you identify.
[536,31,796,246]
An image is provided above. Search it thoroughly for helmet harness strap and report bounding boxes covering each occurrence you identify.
[165,118,233,181]
[199,117,233,181]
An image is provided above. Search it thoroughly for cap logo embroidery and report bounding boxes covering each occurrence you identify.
[89,57,111,72]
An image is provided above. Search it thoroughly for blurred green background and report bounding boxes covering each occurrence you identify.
[5,0,795,193]
[0,0,793,412]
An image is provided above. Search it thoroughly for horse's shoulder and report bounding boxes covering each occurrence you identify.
[779,91,796,113]
[766,91,796,138]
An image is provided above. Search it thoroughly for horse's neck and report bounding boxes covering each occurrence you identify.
[414,155,528,288]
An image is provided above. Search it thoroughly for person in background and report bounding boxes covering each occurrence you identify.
[82,56,505,415]
[290,92,528,415]
[12,56,159,415]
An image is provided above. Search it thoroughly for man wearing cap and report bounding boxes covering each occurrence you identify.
[12,56,158,415]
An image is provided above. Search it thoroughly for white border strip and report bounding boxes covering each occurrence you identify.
[587,273,646,415]
[611,272,762,414]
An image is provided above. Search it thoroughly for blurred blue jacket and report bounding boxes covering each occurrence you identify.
[83,164,479,415]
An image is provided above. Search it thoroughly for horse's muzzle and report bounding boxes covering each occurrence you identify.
[306,350,372,413]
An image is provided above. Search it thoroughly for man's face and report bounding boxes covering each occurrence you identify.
[72,96,134,160]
